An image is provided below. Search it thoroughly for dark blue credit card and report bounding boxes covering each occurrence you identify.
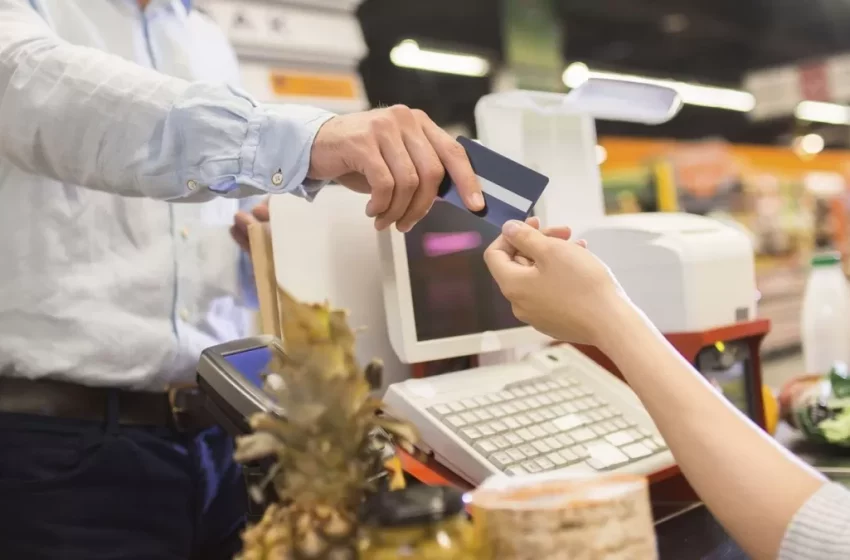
[437,136,549,229]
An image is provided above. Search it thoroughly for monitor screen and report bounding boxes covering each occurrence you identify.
[404,200,524,342]
[223,345,273,390]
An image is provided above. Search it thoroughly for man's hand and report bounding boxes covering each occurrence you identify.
[307,105,484,232]
[484,219,630,347]
[231,198,270,253]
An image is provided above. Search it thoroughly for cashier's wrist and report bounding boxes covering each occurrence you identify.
[592,297,648,356]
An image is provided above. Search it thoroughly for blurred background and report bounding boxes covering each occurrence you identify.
[198,0,850,376]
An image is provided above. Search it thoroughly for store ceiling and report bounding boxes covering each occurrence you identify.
[357,0,850,145]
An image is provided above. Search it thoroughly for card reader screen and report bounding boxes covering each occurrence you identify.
[223,346,273,390]
[695,341,754,418]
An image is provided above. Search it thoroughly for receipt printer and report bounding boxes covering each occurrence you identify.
[579,212,757,333]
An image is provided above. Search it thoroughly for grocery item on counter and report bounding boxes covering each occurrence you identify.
[801,252,850,376]
[469,471,656,560]
[779,367,850,446]
[359,485,479,560]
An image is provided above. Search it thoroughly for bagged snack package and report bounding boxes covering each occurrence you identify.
[779,364,850,446]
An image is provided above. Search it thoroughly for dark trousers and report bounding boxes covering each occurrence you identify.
[0,407,248,559]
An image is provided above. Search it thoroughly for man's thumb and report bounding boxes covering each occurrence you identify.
[502,220,549,258]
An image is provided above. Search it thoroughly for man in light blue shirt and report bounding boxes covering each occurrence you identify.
[0,1,484,558]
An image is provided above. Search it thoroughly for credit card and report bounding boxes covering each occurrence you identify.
[437,136,549,229]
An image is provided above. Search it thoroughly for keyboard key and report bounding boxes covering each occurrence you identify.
[517,429,535,442]
[491,451,513,468]
[540,408,556,420]
[461,399,478,409]
[497,391,513,402]
[479,425,495,437]
[587,442,629,467]
[653,436,668,450]
[541,422,560,435]
[551,404,567,415]
[505,433,523,446]
[572,428,595,442]
[475,441,498,454]
[586,458,607,471]
[587,410,603,422]
[554,377,571,388]
[543,437,562,450]
[563,402,578,413]
[473,395,492,407]
[430,404,451,416]
[521,460,542,473]
[511,387,529,398]
[506,466,527,476]
[613,418,629,430]
[530,425,548,438]
[574,400,589,412]
[638,428,653,438]
[586,396,603,407]
[513,401,530,412]
[460,412,478,423]
[525,396,543,408]
[535,457,555,471]
[528,411,545,423]
[558,449,579,463]
[571,445,589,459]
[600,421,618,434]
[460,427,482,440]
[556,434,575,447]
[591,425,607,437]
[605,432,635,447]
[553,414,587,431]
[503,417,520,430]
[507,448,527,462]
[475,409,494,421]
[501,403,519,415]
[622,443,652,459]
[490,420,508,433]
[446,415,466,428]
[626,429,644,441]
[519,444,539,458]
[547,452,567,466]
[491,436,510,449]
[545,381,560,391]
[448,402,465,412]
[515,414,533,427]
[537,394,553,406]
[489,404,507,417]
[532,440,552,453]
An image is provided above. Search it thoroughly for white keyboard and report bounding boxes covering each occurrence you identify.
[383,344,675,485]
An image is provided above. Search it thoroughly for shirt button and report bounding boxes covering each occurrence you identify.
[180,227,189,240]
[187,180,199,191]
[179,308,190,321]
[271,172,283,186]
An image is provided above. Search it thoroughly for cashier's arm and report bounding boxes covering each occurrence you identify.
[0,0,483,229]
[485,220,836,560]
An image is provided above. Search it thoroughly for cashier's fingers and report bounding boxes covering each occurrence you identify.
[418,113,484,212]
[232,210,258,253]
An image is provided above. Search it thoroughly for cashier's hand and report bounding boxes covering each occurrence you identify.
[307,105,484,232]
[231,198,270,253]
[484,219,630,346]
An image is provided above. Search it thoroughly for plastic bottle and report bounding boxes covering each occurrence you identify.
[801,252,850,375]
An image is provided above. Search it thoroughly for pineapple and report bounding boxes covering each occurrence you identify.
[234,288,418,560]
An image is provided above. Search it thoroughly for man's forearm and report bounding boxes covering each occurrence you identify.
[0,0,333,200]
[598,303,825,560]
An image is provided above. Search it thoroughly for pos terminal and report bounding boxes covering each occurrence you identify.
[195,336,283,521]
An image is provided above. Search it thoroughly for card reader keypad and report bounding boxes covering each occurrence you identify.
[428,372,668,475]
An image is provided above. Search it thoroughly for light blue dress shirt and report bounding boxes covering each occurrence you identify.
[0,0,335,389]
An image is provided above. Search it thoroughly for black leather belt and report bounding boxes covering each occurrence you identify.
[0,377,215,433]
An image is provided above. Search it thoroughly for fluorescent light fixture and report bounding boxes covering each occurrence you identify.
[562,62,755,112]
[795,100,850,125]
[390,40,491,78]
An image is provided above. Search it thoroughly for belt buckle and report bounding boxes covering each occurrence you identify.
[168,386,202,433]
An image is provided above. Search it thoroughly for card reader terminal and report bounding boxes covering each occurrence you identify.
[195,336,284,436]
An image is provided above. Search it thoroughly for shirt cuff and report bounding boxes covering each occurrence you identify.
[779,482,850,560]
[238,104,335,197]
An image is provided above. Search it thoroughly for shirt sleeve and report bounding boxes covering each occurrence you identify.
[779,482,850,560]
[0,0,335,201]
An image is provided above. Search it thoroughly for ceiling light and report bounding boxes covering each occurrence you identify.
[390,40,491,78]
[797,133,825,156]
[794,100,850,125]
[562,62,755,112]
